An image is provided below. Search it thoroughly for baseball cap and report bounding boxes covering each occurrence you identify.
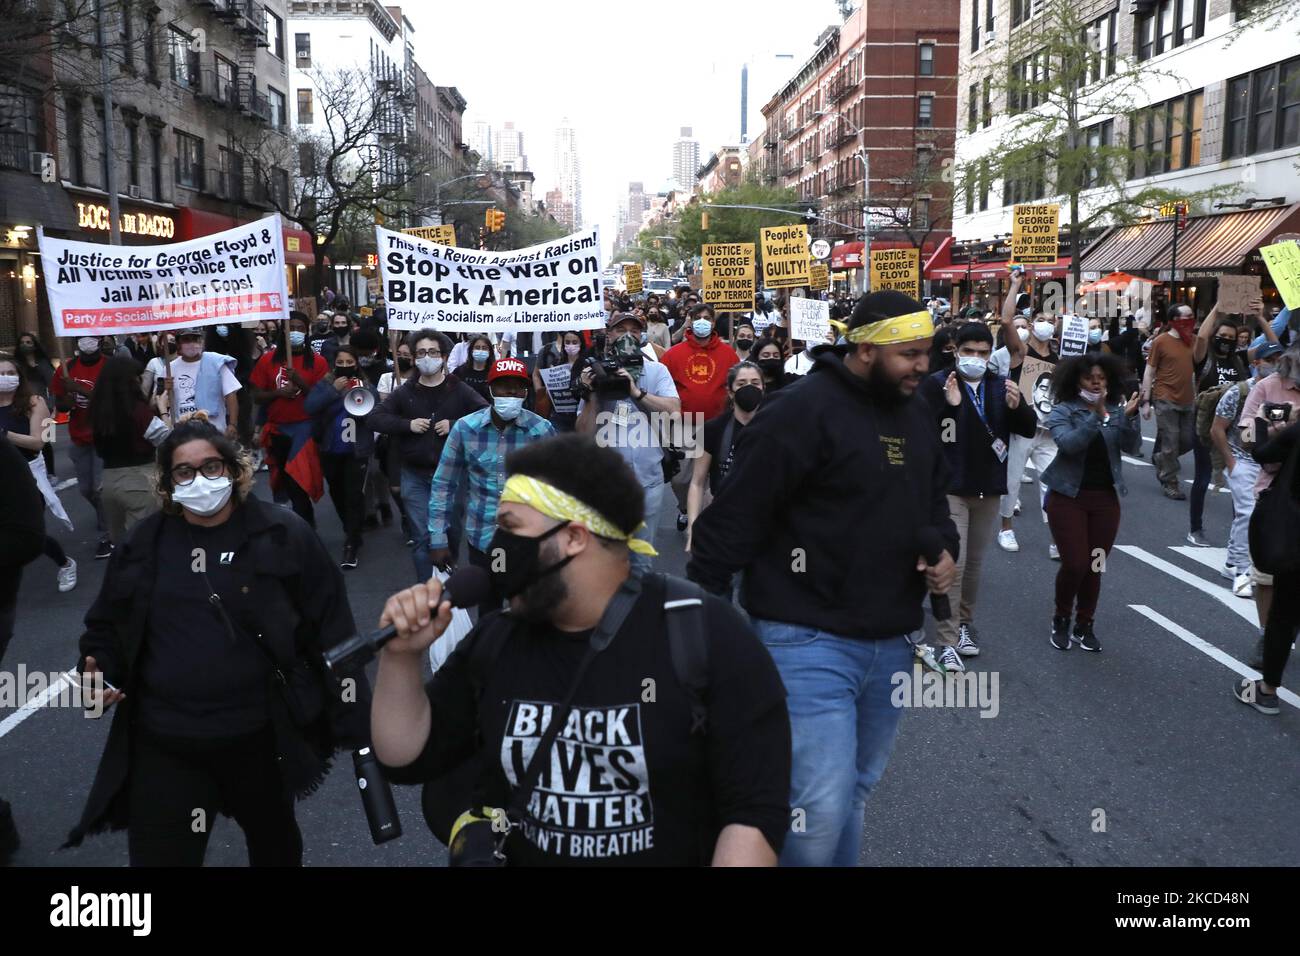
[176,326,204,338]
[607,311,646,330]
[487,357,530,384]
[1254,342,1284,360]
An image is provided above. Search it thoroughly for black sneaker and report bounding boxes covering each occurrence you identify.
[1248,636,1265,670]
[341,545,359,570]
[676,511,688,532]
[0,799,18,865]
[1072,621,1101,652]
[1232,678,1280,715]
[93,538,113,560]
[1051,616,1071,650]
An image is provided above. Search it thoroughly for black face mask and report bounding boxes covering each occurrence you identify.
[757,358,784,378]
[1213,339,1234,357]
[397,357,413,372]
[487,521,573,602]
[735,338,754,352]
[335,366,356,379]
[733,384,763,412]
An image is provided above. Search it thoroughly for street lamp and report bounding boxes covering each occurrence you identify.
[814,108,869,294]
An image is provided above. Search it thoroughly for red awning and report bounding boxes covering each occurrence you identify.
[176,209,321,267]
[832,239,938,270]
[923,236,953,276]
[930,256,1072,282]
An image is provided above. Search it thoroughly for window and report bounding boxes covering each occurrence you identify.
[297,89,313,125]
[968,82,978,132]
[124,116,139,188]
[219,146,244,201]
[915,197,931,229]
[149,125,162,199]
[978,159,990,211]
[1087,12,1117,84]
[964,167,975,214]
[168,26,197,88]
[1224,57,1300,157]
[265,10,284,60]
[0,85,39,171]
[175,131,203,189]
[65,96,84,183]
[1011,0,1025,27]
[971,0,980,51]
[919,44,934,76]
[271,165,290,208]
[986,0,994,33]
[1084,120,1113,187]
[982,76,991,128]
[143,12,158,81]
[1137,0,1205,62]
[216,55,237,105]
[299,142,316,177]
[295,33,310,67]
[1130,90,1203,177]
[121,2,135,71]
[918,95,933,128]
[267,87,286,128]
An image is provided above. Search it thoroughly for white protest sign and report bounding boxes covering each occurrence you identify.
[539,363,577,415]
[790,297,831,344]
[37,216,290,336]
[376,224,606,332]
[1060,314,1089,356]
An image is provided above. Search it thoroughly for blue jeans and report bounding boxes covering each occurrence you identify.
[631,479,665,575]
[753,620,914,867]
[400,467,434,582]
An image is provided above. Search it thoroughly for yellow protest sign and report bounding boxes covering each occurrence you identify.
[1011,204,1060,264]
[869,248,919,293]
[760,224,811,289]
[809,261,830,291]
[702,242,756,309]
[402,224,457,246]
[624,263,643,294]
[1260,240,1300,310]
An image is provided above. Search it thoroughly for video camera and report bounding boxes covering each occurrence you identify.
[570,331,639,400]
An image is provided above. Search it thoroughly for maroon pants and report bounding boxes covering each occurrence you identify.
[1044,488,1121,624]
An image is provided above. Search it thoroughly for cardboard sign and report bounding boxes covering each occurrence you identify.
[402,224,457,246]
[1259,240,1300,310]
[790,297,831,344]
[1011,204,1060,265]
[701,242,755,310]
[760,224,810,289]
[1018,353,1057,422]
[1060,315,1089,356]
[869,248,919,293]
[624,263,643,294]
[1216,274,1262,315]
[809,261,830,291]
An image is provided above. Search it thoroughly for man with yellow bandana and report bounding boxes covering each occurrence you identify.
[371,434,792,866]
[688,290,959,867]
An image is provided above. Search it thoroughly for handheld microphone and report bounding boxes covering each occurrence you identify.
[324,565,492,674]
[916,527,952,622]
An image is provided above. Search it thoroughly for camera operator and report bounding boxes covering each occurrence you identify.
[574,312,680,571]
[371,434,790,866]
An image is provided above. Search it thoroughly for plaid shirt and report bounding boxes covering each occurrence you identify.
[428,406,556,551]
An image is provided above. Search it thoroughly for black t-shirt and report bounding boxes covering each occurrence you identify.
[388,576,790,866]
[1196,353,1247,392]
[136,512,272,738]
[1080,430,1113,490]
[455,363,492,403]
[702,413,745,494]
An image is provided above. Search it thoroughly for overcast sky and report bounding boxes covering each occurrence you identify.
[402,0,845,258]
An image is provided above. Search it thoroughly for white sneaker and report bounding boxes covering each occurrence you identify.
[57,558,78,593]
[936,646,966,673]
[997,530,1020,552]
[1233,573,1254,599]
[1049,544,1060,561]
[1021,474,1034,484]
[1219,563,1237,582]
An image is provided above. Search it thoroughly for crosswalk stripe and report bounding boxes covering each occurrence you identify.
[1114,545,1259,626]
[0,670,79,740]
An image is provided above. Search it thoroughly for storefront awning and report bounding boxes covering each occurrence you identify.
[1078,220,1177,273]
[929,256,1072,282]
[177,209,322,267]
[0,171,81,233]
[830,239,936,271]
[923,236,953,276]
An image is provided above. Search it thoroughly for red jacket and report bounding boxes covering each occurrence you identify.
[662,335,740,420]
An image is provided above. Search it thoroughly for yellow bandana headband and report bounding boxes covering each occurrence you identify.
[829,309,935,346]
[500,474,659,557]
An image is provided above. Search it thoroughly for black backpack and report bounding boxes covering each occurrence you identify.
[420,572,710,845]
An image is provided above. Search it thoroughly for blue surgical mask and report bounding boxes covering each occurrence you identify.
[1088,329,1103,344]
[472,349,490,363]
[215,324,229,337]
[288,330,305,347]
[492,396,524,420]
[692,319,713,339]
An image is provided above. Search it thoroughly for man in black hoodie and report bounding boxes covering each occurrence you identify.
[687,290,958,867]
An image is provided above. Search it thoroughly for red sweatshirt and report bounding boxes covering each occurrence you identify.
[662,335,740,420]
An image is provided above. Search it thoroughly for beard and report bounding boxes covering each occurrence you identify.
[510,538,571,624]
[865,358,912,408]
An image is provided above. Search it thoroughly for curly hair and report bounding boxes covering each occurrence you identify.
[154,413,255,514]
[1051,353,1129,404]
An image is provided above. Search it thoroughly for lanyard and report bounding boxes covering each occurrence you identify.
[964,380,987,423]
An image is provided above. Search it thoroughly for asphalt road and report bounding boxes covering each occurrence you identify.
[1,420,1296,867]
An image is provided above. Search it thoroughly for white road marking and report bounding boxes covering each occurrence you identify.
[1143,435,1154,444]
[1114,545,1259,626]
[0,670,79,739]
[1170,544,1231,576]
[1129,605,1299,711]
[1123,455,1152,467]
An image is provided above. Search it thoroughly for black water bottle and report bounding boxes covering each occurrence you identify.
[353,747,401,845]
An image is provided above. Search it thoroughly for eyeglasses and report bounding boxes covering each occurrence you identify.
[414,348,442,359]
[170,457,227,486]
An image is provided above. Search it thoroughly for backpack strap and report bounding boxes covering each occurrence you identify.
[657,573,710,736]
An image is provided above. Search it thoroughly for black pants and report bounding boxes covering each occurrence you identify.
[0,566,20,664]
[1262,569,1300,689]
[321,453,367,548]
[268,433,315,527]
[43,535,67,567]
[127,725,302,867]
[467,545,506,621]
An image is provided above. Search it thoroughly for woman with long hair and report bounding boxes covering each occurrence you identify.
[453,334,495,403]
[1041,353,1142,652]
[533,329,586,432]
[15,333,57,478]
[90,355,165,544]
[68,417,371,865]
[0,354,78,591]
[686,360,765,553]
[751,337,800,393]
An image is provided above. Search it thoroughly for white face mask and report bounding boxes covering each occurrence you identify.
[171,474,233,517]
[0,373,19,393]
[1032,321,1055,342]
[492,396,524,420]
[77,337,100,354]
[957,356,988,380]
[416,356,443,377]
[1016,328,1030,343]
[564,343,581,356]
[1079,388,1104,405]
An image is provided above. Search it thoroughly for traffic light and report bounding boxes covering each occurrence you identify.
[494,209,506,231]
[653,239,662,249]
[700,211,709,230]
[484,208,505,232]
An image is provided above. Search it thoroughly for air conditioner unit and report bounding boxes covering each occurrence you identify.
[28,151,53,177]
[985,29,998,45]
[127,184,141,199]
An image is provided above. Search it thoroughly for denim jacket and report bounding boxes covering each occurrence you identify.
[1041,398,1142,498]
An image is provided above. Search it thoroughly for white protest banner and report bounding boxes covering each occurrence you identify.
[38,216,290,336]
[376,224,605,332]
[539,363,577,415]
[790,297,831,344]
[1060,314,1089,356]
